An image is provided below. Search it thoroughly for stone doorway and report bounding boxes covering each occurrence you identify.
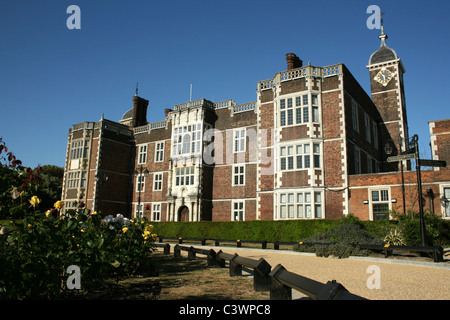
[178,206,189,222]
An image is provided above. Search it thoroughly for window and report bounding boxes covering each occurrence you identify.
[367,156,373,173]
[314,192,322,218]
[278,191,323,220]
[135,204,144,218]
[371,189,390,220]
[364,113,371,143]
[354,147,361,174]
[152,203,161,221]
[234,128,246,153]
[80,172,87,188]
[373,121,379,149]
[83,141,89,159]
[280,146,294,171]
[233,165,245,186]
[304,144,311,168]
[232,201,245,221]
[280,142,321,171]
[352,101,359,133]
[138,144,147,164]
[175,166,195,186]
[280,94,316,127]
[444,188,450,218]
[67,171,80,189]
[136,174,146,192]
[153,173,163,191]
[313,143,321,168]
[173,123,202,157]
[312,94,319,123]
[155,142,165,162]
[70,140,83,160]
[295,96,302,124]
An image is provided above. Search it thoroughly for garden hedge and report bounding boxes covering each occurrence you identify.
[151,219,395,243]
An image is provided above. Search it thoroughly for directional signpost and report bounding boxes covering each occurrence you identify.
[418,159,447,168]
[387,153,416,163]
[384,136,447,246]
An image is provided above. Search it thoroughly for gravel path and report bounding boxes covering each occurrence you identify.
[196,245,450,300]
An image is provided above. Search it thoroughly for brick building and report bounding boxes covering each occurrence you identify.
[61,29,450,221]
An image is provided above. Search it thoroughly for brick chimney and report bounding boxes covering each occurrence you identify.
[132,96,149,127]
[286,53,303,70]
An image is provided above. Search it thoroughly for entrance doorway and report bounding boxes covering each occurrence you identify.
[178,206,189,222]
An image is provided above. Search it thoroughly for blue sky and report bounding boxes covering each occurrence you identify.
[0,0,449,168]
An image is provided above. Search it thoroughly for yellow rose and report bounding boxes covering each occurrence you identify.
[29,196,41,207]
[151,234,157,240]
[45,210,51,217]
[54,201,64,209]
[27,224,32,228]
[142,230,151,240]
[122,227,129,233]
[145,224,154,233]
[80,229,85,233]
[92,211,97,215]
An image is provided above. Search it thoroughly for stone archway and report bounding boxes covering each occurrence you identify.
[178,206,189,222]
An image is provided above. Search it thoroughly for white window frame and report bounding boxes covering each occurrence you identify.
[155,141,165,162]
[232,200,245,221]
[234,128,246,153]
[172,123,202,157]
[137,144,148,164]
[70,140,83,160]
[136,174,146,192]
[134,203,144,218]
[369,188,391,220]
[152,203,161,221]
[153,172,163,191]
[175,166,195,186]
[276,190,323,220]
[280,93,318,128]
[280,141,321,172]
[441,185,450,219]
[232,165,245,186]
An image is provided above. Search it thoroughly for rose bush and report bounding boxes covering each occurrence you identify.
[0,201,157,299]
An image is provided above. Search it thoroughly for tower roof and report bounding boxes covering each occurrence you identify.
[369,32,398,65]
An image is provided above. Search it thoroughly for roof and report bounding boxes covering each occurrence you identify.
[368,34,398,65]
[121,108,133,120]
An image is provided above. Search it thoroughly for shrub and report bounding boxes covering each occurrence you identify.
[298,215,383,258]
[384,227,406,246]
[392,211,448,246]
[0,201,156,299]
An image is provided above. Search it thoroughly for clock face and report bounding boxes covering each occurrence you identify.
[374,67,394,86]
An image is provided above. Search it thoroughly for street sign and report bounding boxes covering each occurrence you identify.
[401,147,416,155]
[387,153,416,162]
[418,159,447,168]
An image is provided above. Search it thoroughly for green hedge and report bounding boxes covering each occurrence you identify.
[151,219,393,243]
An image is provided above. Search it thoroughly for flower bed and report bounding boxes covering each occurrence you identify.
[0,199,157,299]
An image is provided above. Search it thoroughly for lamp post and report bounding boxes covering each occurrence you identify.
[133,165,149,218]
[410,134,427,246]
[398,135,406,215]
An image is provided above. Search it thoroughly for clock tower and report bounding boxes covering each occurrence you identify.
[367,25,409,170]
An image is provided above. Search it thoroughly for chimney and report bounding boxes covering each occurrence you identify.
[286,53,303,70]
[132,95,149,127]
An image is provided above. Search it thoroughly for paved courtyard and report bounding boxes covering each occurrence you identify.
[172,245,450,300]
